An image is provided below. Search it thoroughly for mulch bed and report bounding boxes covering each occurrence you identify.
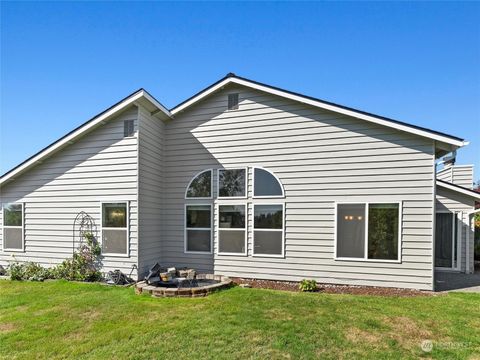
[230,278,434,297]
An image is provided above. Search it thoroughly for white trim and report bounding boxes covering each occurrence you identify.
[0,90,172,185]
[252,203,285,258]
[436,180,480,200]
[217,203,247,256]
[2,202,25,252]
[184,203,213,254]
[170,76,466,148]
[334,202,402,263]
[252,166,285,199]
[100,201,130,257]
[184,169,213,200]
[217,168,248,199]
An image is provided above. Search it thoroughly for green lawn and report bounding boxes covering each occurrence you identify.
[0,280,479,359]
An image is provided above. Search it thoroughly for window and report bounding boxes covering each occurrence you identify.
[185,205,212,253]
[218,205,246,254]
[335,203,401,261]
[253,204,284,256]
[101,202,128,255]
[2,203,24,251]
[253,167,284,197]
[435,212,458,269]
[185,170,212,199]
[218,169,246,198]
[227,93,239,110]
[124,120,134,137]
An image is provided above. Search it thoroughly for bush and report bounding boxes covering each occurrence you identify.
[299,279,317,292]
[8,233,102,282]
[8,261,53,281]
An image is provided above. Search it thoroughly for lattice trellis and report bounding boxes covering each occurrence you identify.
[72,211,98,254]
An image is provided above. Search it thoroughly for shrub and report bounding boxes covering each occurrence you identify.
[8,261,53,281]
[8,232,102,282]
[299,279,317,292]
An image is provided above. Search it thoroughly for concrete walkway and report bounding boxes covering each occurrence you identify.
[435,271,480,292]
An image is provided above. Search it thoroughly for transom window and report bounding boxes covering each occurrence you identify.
[253,167,284,198]
[218,168,246,198]
[185,169,212,199]
[2,203,24,251]
[335,203,401,261]
[185,205,212,253]
[101,202,129,256]
[218,205,246,255]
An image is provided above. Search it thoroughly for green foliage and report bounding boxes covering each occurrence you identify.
[8,232,102,282]
[8,261,53,281]
[299,279,317,292]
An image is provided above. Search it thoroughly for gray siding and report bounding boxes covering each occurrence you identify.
[138,106,164,276]
[436,187,475,273]
[163,84,436,290]
[0,107,139,276]
[437,165,474,189]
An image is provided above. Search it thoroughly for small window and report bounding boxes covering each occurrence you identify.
[336,203,400,261]
[124,120,134,137]
[218,169,246,198]
[185,205,212,253]
[2,203,24,251]
[218,205,246,255]
[228,93,239,110]
[102,202,128,255]
[253,204,284,256]
[253,167,284,197]
[185,170,212,199]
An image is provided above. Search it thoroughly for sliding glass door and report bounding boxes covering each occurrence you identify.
[435,212,459,270]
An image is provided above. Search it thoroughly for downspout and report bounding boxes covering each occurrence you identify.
[432,141,437,290]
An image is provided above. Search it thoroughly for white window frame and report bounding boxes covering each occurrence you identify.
[184,169,213,200]
[334,201,402,263]
[217,203,247,256]
[100,201,130,257]
[434,211,461,272]
[217,167,248,199]
[184,203,213,254]
[252,203,285,258]
[252,166,285,199]
[2,202,25,252]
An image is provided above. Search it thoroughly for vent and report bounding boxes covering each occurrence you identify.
[228,93,239,110]
[124,120,134,137]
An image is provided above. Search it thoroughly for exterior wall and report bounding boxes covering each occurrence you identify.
[163,84,436,290]
[0,106,139,276]
[437,165,474,189]
[436,187,475,273]
[138,106,164,276]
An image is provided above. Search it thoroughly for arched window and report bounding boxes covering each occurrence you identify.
[253,167,284,198]
[185,169,213,199]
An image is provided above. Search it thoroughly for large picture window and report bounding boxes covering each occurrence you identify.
[253,204,284,256]
[218,205,246,255]
[101,202,128,256]
[335,203,401,261]
[2,203,24,251]
[218,169,246,198]
[185,205,212,253]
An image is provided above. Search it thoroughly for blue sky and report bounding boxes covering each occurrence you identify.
[1,2,479,181]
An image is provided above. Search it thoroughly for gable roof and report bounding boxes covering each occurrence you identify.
[436,179,480,201]
[0,89,171,185]
[0,73,470,186]
[171,73,467,149]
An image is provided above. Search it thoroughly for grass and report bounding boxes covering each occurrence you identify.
[0,280,479,359]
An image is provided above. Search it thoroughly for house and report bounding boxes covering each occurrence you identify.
[1,73,479,291]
